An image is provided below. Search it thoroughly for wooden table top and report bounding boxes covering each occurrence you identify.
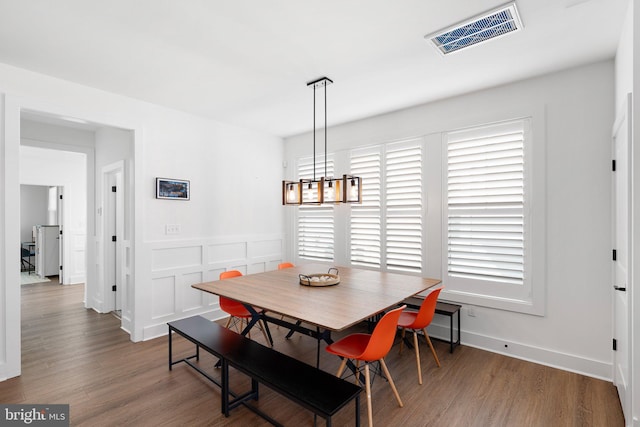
[192,264,441,332]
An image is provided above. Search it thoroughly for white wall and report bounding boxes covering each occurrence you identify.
[19,185,47,243]
[285,60,615,379]
[0,61,284,380]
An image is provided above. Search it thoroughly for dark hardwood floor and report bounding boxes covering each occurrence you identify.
[1,280,624,426]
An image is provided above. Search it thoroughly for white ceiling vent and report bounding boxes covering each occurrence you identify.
[426,2,523,55]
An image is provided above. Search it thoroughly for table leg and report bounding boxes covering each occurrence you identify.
[240,304,274,347]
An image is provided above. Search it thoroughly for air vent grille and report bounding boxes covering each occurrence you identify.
[427,2,523,55]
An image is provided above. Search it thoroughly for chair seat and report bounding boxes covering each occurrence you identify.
[326,334,372,360]
[397,310,419,329]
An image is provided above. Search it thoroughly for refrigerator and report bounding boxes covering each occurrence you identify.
[34,225,59,278]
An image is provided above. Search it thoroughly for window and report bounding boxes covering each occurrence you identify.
[444,119,536,311]
[350,147,381,268]
[349,139,423,273]
[297,156,335,262]
[385,141,423,273]
[290,117,541,314]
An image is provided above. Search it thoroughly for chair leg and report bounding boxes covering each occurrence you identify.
[422,328,441,367]
[379,358,403,408]
[413,330,422,385]
[399,328,406,354]
[258,319,272,347]
[336,358,348,378]
[364,363,373,427]
[224,316,232,329]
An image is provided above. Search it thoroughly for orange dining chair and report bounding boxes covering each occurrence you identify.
[219,270,272,347]
[326,305,405,427]
[397,287,443,385]
[277,262,294,270]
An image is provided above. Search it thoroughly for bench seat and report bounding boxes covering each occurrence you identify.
[168,315,362,426]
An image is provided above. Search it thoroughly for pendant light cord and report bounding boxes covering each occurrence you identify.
[313,84,316,181]
[324,82,327,178]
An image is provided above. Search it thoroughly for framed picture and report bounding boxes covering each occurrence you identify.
[156,178,190,200]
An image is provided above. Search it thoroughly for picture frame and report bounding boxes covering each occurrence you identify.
[156,178,190,200]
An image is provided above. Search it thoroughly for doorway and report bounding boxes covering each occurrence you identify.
[2,100,139,379]
[19,184,63,285]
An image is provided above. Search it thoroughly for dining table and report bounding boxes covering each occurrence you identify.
[192,263,441,368]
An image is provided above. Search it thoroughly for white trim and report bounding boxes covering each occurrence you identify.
[455,328,612,380]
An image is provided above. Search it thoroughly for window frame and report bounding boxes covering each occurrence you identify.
[440,117,545,315]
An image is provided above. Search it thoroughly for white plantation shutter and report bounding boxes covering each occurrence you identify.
[386,140,422,273]
[446,120,525,285]
[350,147,382,268]
[297,156,334,261]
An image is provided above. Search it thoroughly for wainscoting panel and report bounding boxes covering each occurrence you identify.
[152,245,202,271]
[208,242,247,263]
[151,275,176,319]
[144,234,285,340]
[250,239,281,258]
[182,271,204,312]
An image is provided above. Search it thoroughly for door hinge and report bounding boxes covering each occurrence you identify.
[59,230,63,235]
[59,265,63,271]
[613,338,617,351]
[59,194,63,200]
[613,249,617,261]
[112,236,117,242]
[112,186,117,192]
[612,159,616,171]
[112,285,117,292]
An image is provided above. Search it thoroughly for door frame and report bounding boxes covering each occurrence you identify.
[2,94,143,380]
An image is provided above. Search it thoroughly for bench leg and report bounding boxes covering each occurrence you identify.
[449,313,454,353]
[168,327,173,370]
[221,359,229,416]
[252,378,259,401]
[456,309,461,351]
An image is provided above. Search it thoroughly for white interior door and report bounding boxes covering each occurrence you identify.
[56,186,64,283]
[104,164,124,313]
[613,93,632,423]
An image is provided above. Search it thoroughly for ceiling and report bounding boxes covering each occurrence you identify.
[0,0,629,138]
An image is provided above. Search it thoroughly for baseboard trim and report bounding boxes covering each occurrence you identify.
[428,323,612,381]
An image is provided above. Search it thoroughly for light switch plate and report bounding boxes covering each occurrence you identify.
[165,224,180,235]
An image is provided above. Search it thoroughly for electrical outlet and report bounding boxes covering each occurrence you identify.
[467,306,476,317]
[165,224,180,235]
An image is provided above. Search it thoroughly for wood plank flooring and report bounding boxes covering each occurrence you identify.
[1,280,624,426]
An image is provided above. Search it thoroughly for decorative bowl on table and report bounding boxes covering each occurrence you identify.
[299,268,340,287]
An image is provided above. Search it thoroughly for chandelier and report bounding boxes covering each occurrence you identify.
[282,77,362,205]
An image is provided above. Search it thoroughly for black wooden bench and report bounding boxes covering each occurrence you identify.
[403,296,461,353]
[168,315,362,426]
